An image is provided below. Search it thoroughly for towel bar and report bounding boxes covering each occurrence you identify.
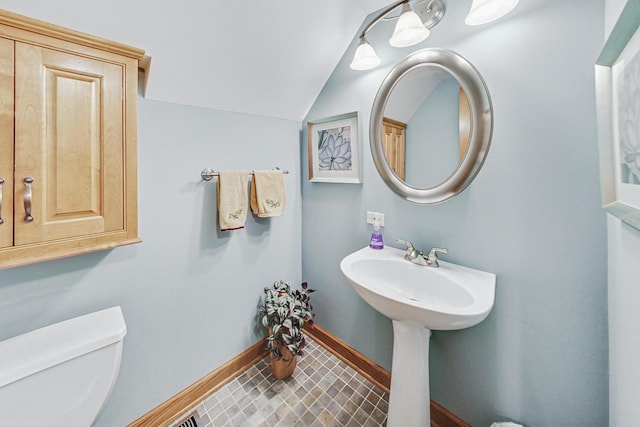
[200,168,289,182]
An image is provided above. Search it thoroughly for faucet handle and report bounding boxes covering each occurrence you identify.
[396,239,414,252]
[428,247,448,256]
[426,247,448,267]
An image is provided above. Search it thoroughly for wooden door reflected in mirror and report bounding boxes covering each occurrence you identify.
[459,87,470,160]
[382,117,406,181]
[382,87,470,184]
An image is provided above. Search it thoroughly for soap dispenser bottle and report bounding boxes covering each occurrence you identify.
[369,218,384,250]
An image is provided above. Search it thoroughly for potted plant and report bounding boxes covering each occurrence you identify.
[260,280,315,379]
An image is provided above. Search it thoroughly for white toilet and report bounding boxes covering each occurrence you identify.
[0,306,127,427]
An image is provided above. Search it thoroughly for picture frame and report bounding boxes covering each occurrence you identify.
[307,112,362,183]
[595,0,640,231]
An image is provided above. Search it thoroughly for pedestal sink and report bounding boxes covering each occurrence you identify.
[340,246,496,426]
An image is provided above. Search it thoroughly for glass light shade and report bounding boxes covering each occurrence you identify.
[389,5,430,48]
[350,39,381,71]
[465,0,519,26]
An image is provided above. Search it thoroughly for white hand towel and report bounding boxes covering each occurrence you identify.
[250,170,286,217]
[217,170,249,231]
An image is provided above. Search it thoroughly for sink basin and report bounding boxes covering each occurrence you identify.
[340,245,496,330]
[340,245,496,426]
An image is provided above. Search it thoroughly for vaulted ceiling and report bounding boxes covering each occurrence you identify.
[0,0,391,121]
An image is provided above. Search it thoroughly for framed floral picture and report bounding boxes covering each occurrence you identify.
[307,112,362,183]
[596,0,640,230]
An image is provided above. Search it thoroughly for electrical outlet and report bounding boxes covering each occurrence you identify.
[366,211,385,226]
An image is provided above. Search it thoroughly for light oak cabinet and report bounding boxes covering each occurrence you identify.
[0,10,144,269]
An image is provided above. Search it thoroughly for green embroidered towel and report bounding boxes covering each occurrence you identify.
[250,170,286,217]
[217,170,249,230]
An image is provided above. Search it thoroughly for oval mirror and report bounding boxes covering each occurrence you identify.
[370,48,493,204]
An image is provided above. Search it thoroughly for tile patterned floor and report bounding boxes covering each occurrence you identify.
[174,338,389,426]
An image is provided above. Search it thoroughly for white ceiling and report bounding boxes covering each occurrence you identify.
[0,0,391,121]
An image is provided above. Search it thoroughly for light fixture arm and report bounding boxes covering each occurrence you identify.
[359,0,409,39]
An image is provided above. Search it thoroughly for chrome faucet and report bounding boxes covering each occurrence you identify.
[425,247,448,267]
[396,239,428,266]
[396,239,448,268]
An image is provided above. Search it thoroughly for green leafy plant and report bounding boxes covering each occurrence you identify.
[260,280,315,359]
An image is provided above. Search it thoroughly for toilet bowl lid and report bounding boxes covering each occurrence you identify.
[0,306,126,388]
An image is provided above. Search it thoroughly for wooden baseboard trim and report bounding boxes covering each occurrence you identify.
[303,325,391,393]
[128,339,268,427]
[431,400,471,427]
[304,325,470,427]
[129,326,469,427]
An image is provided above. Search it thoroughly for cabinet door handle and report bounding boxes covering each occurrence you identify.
[0,177,4,225]
[23,177,34,222]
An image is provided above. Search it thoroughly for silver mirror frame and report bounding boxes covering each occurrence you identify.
[370,48,493,204]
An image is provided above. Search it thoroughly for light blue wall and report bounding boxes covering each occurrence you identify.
[604,0,640,424]
[302,0,608,425]
[0,96,302,425]
[405,78,460,187]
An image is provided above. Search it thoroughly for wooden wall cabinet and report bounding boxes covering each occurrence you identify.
[0,10,144,269]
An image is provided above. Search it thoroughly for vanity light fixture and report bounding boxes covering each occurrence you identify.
[464,0,520,26]
[389,2,430,47]
[350,0,442,71]
[350,36,382,70]
[351,0,519,71]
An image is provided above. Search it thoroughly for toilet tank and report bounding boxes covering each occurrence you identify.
[0,306,127,427]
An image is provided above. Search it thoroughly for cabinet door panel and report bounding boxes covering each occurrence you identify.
[0,37,13,249]
[14,43,124,245]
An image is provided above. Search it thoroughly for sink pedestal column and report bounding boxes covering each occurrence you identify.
[387,320,432,427]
